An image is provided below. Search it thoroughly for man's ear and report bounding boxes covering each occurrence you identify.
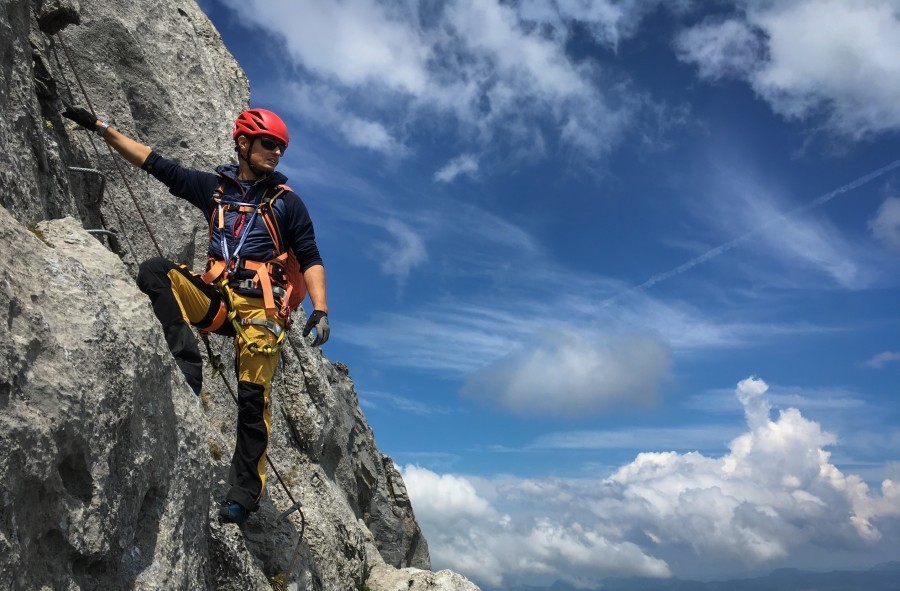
[236,135,249,153]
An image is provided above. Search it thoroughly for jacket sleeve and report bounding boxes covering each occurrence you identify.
[282,192,323,270]
[141,151,219,217]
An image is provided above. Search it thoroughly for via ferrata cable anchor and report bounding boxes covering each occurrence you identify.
[278,501,302,521]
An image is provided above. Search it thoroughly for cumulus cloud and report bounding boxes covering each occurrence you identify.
[676,0,900,138]
[602,379,900,554]
[461,331,672,417]
[869,197,900,251]
[402,465,672,587]
[434,154,479,183]
[405,377,900,587]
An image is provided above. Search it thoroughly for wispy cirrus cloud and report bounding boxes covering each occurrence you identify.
[861,351,900,369]
[341,278,839,418]
[358,390,457,416]
[685,385,870,414]
[688,158,891,290]
[342,268,837,371]
[869,197,900,251]
[434,153,479,183]
[530,424,741,452]
[370,218,428,284]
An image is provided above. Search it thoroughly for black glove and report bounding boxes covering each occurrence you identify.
[61,102,97,131]
[302,310,330,346]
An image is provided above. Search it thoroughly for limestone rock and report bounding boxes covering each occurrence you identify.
[0,211,210,590]
[0,0,452,588]
[367,564,482,591]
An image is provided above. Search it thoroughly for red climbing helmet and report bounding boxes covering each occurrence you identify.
[232,108,290,148]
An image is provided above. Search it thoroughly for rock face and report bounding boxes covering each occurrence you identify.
[0,0,474,589]
[366,565,481,591]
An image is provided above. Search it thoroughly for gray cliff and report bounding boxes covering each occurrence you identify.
[0,0,479,589]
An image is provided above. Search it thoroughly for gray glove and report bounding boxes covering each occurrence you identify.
[302,310,330,346]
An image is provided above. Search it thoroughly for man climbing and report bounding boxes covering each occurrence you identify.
[62,104,330,526]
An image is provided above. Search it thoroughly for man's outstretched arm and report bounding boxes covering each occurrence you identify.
[62,103,151,167]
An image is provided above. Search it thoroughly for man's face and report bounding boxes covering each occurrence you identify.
[241,135,285,174]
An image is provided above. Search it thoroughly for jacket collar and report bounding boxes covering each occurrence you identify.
[215,163,288,188]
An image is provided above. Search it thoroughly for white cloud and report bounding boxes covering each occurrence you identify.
[685,385,869,414]
[519,0,695,51]
[677,0,900,138]
[597,379,900,554]
[694,160,884,290]
[461,331,672,417]
[532,425,740,452]
[402,464,672,587]
[861,351,900,369]
[221,0,641,160]
[674,18,763,80]
[281,82,407,156]
[869,197,900,251]
[250,0,430,94]
[358,390,456,416]
[342,277,833,381]
[434,154,479,183]
[371,218,428,282]
[404,378,900,587]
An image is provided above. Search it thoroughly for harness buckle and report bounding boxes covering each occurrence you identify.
[239,317,285,338]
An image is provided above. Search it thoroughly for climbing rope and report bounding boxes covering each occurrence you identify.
[202,334,306,571]
[54,30,164,259]
[47,25,308,574]
[49,34,141,267]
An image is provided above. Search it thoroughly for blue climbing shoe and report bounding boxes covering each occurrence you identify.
[218,501,249,526]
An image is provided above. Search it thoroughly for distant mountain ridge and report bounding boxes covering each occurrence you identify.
[493,562,900,591]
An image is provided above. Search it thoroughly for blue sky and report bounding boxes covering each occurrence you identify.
[197,1,900,587]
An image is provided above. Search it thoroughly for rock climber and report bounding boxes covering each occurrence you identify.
[62,103,329,526]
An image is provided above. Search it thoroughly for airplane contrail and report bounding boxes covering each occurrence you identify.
[604,157,900,304]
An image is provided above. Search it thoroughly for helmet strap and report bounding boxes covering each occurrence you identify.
[237,137,268,180]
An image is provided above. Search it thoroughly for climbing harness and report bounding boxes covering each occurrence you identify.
[199,182,308,357]
[47,24,308,576]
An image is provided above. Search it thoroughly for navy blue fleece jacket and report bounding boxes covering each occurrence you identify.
[141,151,322,271]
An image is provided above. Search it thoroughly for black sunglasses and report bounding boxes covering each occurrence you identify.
[259,136,286,153]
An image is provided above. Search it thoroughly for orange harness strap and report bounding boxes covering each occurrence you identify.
[199,300,230,335]
[238,259,278,317]
[202,253,291,319]
[201,259,228,285]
